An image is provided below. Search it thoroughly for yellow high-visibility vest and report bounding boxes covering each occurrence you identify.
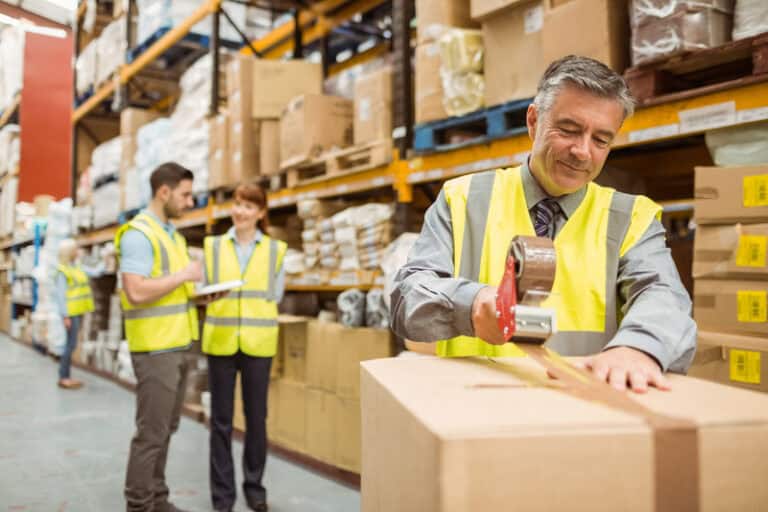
[202,234,287,357]
[438,166,661,357]
[57,264,94,316]
[115,212,199,352]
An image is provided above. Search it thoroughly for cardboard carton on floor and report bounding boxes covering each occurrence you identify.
[542,0,630,73]
[336,326,394,400]
[694,279,768,337]
[305,320,342,393]
[280,315,310,382]
[279,94,353,166]
[273,379,307,453]
[693,223,768,280]
[361,356,768,511]
[482,1,545,106]
[305,388,335,464]
[690,331,768,393]
[333,395,361,473]
[695,165,768,224]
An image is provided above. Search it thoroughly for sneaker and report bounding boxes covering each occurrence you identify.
[58,379,83,389]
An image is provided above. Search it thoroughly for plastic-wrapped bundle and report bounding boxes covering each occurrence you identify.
[631,5,733,65]
[123,167,144,211]
[137,0,248,45]
[283,249,306,275]
[365,289,389,329]
[90,137,122,186]
[630,0,734,28]
[705,121,768,166]
[92,182,121,228]
[96,17,127,85]
[76,41,97,97]
[437,28,484,117]
[135,117,171,205]
[733,0,768,40]
[337,288,366,327]
[0,124,20,176]
[0,25,25,110]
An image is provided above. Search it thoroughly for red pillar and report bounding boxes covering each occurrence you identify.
[17,31,73,202]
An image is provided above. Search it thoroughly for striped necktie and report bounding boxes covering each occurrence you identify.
[532,198,560,239]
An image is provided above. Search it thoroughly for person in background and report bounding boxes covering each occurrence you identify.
[202,182,287,512]
[116,162,224,512]
[55,238,94,389]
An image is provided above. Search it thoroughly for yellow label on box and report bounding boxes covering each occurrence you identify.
[736,235,768,267]
[730,349,761,384]
[737,290,768,323]
[743,175,768,207]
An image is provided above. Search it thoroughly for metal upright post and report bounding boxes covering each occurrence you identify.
[292,8,303,59]
[210,4,220,117]
[392,0,414,160]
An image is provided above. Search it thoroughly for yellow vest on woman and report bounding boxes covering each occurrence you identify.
[438,166,661,357]
[57,264,94,316]
[202,234,287,357]
[115,212,199,352]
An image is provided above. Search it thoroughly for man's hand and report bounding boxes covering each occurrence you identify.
[579,347,671,394]
[179,260,203,283]
[471,286,506,345]
[193,290,230,305]
[63,317,71,329]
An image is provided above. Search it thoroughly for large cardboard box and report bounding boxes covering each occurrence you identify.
[259,119,281,177]
[333,395,361,473]
[279,94,353,166]
[273,379,307,453]
[208,113,230,189]
[361,356,768,512]
[417,0,477,43]
[693,224,768,280]
[336,327,393,400]
[542,0,630,73]
[482,1,545,107]
[305,321,342,393]
[120,108,161,136]
[695,165,768,224]
[415,43,448,124]
[229,117,260,183]
[694,279,768,337]
[280,315,310,382]
[354,67,393,145]
[471,0,532,19]
[305,388,336,464]
[690,331,768,393]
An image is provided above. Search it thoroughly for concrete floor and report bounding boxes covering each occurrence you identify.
[0,334,360,512]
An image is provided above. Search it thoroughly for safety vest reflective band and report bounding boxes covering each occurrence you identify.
[115,212,199,352]
[57,264,95,316]
[202,234,287,357]
[437,167,661,358]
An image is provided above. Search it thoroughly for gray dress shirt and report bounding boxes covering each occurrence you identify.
[390,164,697,373]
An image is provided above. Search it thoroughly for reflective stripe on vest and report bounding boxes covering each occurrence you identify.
[115,212,199,352]
[202,234,287,357]
[437,167,661,358]
[58,264,95,316]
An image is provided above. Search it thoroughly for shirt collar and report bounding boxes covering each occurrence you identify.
[521,160,587,220]
[226,227,263,245]
[141,208,176,234]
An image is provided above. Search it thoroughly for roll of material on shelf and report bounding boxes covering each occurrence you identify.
[338,288,366,327]
[366,289,389,329]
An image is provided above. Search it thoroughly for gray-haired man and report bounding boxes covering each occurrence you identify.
[391,55,697,392]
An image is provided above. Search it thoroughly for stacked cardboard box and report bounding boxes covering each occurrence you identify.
[353,67,393,145]
[690,165,768,393]
[220,56,323,186]
[361,356,768,511]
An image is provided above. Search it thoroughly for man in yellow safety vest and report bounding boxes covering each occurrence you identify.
[115,162,223,512]
[391,55,697,393]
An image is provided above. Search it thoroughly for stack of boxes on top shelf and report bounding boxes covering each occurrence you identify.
[209,56,322,189]
[690,163,768,393]
[239,314,394,473]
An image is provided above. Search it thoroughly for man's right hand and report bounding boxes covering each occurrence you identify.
[471,286,506,345]
[180,260,203,283]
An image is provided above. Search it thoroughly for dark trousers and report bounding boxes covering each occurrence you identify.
[125,350,189,512]
[59,315,81,380]
[208,351,272,510]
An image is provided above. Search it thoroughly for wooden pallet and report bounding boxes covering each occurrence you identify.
[624,33,768,106]
[278,139,393,189]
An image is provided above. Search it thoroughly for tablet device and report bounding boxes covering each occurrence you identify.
[194,280,245,297]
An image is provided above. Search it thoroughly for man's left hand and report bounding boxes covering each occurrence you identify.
[193,291,230,305]
[578,347,671,394]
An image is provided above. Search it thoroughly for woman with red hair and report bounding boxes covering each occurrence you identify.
[201,182,287,512]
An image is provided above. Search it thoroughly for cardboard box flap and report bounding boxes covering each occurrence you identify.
[362,357,768,436]
[698,330,768,351]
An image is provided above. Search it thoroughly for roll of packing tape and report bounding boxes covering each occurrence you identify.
[509,236,556,302]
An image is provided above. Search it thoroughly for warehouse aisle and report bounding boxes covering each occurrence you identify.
[0,335,360,512]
